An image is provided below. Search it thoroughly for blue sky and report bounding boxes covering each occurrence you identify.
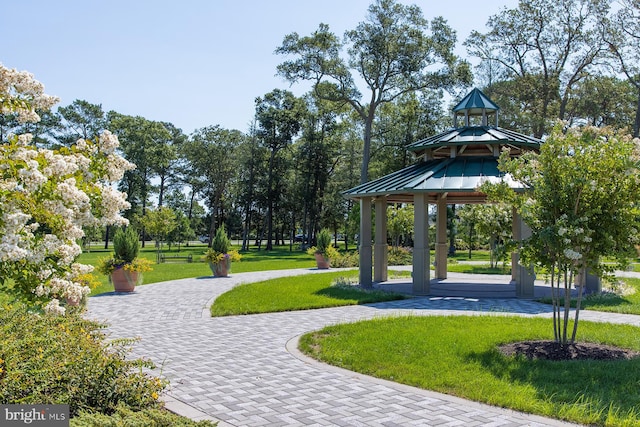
[3,0,517,135]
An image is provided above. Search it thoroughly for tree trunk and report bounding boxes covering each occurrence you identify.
[266,150,276,251]
[360,104,376,184]
[104,225,110,249]
[634,87,640,138]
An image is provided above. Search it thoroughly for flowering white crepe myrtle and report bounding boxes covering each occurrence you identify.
[0,63,134,314]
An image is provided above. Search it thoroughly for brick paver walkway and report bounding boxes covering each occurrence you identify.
[86,268,640,426]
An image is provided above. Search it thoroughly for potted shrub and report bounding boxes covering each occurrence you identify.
[97,227,152,292]
[202,225,241,277]
[307,228,339,269]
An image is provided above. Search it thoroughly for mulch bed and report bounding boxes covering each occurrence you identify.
[498,340,640,361]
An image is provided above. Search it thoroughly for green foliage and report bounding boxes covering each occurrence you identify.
[276,0,471,182]
[331,250,360,268]
[113,227,139,264]
[141,207,177,244]
[316,228,332,254]
[300,315,640,426]
[388,246,412,265]
[387,205,414,248]
[307,229,340,260]
[483,124,640,343]
[0,306,165,418]
[211,225,231,254]
[71,405,217,426]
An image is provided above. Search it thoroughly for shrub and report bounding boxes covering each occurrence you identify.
[113,227,140,264]
[388,246,412,265]
[0,306,165,418]
[331,251,360,268]
[211,226,231,254]
[316,229,332,255]
[71,405,217,426]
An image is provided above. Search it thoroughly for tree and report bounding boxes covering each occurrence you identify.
[57,99,106,146]
[276,0,471,183]
[108,113,173,247]
[606,0,640,137]
[141,206,176,255]
[564,75,637,129]
[456,205,481,259]
[235,125,268,251]
[184,125,243,245]
[0,64,133,314]
[472,204,513,269]
[483,124,640,344]
[254,89,305,250]
[465,0,610,138]
[371,91,446,178]
[387,204,414,248]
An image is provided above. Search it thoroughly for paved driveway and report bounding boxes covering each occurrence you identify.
[86,269,640,426]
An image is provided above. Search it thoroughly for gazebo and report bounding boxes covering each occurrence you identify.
[344,88,542,298]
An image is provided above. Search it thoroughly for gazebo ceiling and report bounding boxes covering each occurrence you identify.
[343,156,525,204]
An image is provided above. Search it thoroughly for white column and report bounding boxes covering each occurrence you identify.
[359,197,373,288]
[413,193,430,294]
[435,194,448,279]
[374,197,388,282]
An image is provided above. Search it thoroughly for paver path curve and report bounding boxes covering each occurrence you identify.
[86,268,640,427]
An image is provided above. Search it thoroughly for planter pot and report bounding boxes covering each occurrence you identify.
[314,252,330,269]
[209,258,231,277]
[110,268,142,292]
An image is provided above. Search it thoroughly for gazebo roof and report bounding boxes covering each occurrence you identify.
[344,156,525,204]
[452,88,499,114]
[343,88,542,203]
[406,126,541,157]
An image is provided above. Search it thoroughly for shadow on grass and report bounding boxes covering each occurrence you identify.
[466,347,640,422]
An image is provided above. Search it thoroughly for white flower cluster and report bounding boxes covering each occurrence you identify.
[563,248,582,261]
[1,65,134,314]
[0,64,58,123]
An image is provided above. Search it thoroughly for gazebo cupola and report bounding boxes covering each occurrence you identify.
[344,88,543,298]
[407,87,540,161]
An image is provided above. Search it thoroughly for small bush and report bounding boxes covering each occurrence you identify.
[388,246,412,265]
[211,225,231,254]
[331,251,360,268]
[71,405,217,426]
[0,306,165,418]
[113,227,140,264]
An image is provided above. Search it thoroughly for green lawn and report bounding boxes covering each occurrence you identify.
[210,270,407,316]
[78,244,316,295]
[300,315,640,427]
[539,277,640,316]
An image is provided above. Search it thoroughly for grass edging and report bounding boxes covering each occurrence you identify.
[297,315,640,426]
[284,333,570,426]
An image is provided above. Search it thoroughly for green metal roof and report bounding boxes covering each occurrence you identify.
[407,126,541,152]
[453,88,499,113]
[344,156,525,202]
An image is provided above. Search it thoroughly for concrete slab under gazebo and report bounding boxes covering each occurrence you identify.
[343,88,541,298]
